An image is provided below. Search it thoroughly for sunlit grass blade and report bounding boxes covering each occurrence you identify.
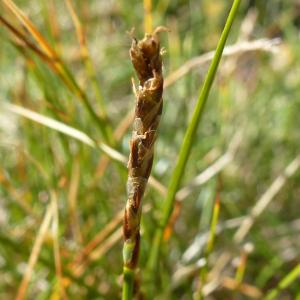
[4,103,122,160]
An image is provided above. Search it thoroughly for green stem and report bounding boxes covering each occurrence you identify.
[147,0,242,273]
[122,267,135,300]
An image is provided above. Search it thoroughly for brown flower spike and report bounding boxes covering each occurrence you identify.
[123,27,166,271]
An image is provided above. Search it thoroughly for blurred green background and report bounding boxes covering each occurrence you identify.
[0,0,300,299]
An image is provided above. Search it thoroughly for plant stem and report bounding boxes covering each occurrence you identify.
[122,267,135,300]
[147,0,242,273]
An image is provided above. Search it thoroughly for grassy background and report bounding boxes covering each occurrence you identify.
[0,0,300,299]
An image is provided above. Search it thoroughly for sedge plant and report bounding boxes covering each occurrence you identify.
[122,27,167,299]
[2,0,300,299]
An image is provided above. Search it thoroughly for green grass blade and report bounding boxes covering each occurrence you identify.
[147,0,242,273]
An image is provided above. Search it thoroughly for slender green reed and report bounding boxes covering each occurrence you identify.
[147,0,242,273]
[122,267,135,300]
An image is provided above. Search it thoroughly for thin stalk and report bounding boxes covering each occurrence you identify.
[147,0,242,273]
[122,267,135,300]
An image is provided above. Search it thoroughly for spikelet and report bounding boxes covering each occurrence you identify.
[123,27,166,270]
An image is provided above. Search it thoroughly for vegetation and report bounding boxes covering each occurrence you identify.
[0,0,300,299]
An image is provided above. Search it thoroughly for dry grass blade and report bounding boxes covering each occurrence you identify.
[5,103,95,147]
[194,183,222,300]
[164,38,281,88]
[15,195,54,300]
